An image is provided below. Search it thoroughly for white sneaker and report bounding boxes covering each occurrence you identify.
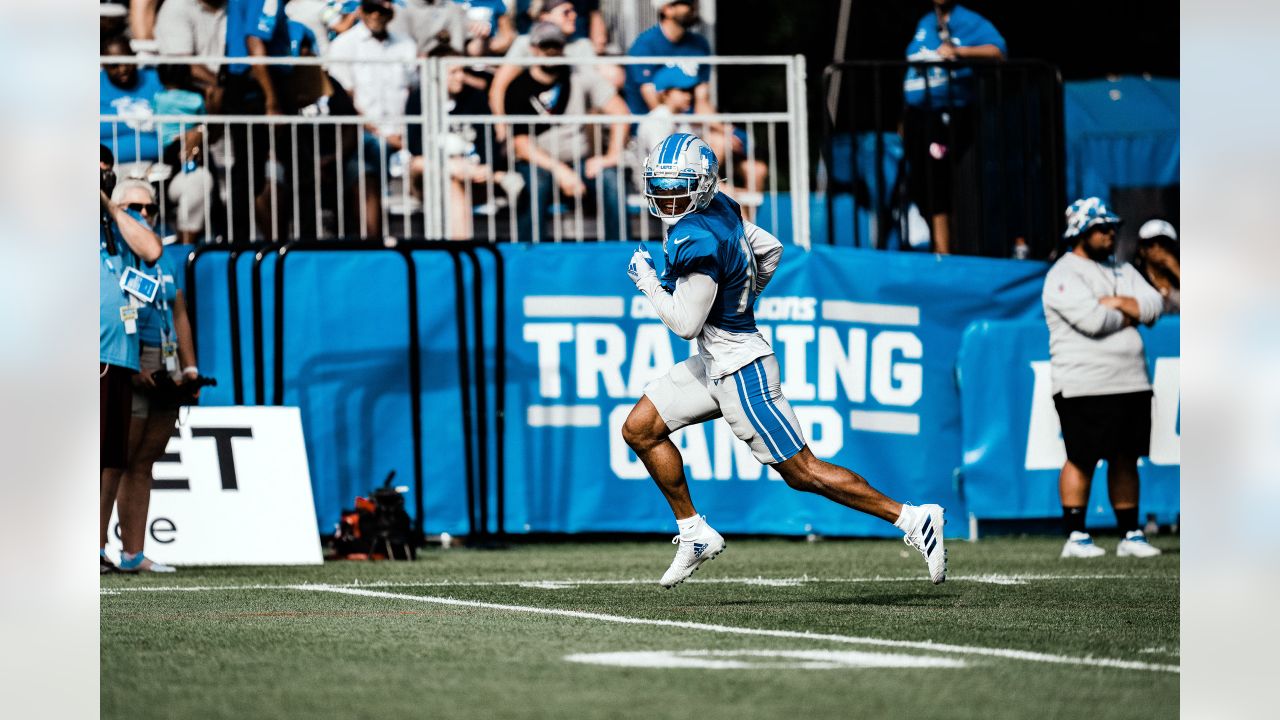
[658,521,725,589]
[1116,530,1162,558]
[901,504,947,584]
[1061,531,1106,558]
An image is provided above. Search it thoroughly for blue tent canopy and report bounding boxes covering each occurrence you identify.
[1064,76,1179,202]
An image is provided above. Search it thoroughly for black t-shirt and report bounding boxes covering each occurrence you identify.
[503,70,572,138]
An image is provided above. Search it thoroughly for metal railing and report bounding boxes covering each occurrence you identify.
[820,59,1064,258]
[100,54,810,247]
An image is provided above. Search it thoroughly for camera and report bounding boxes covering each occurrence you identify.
[149,370,218,410]
[101,167,117,198]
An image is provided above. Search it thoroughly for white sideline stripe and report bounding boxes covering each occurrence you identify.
[99,574,1168,593]
[850,410,920,435]
[821,300,919,326]
[526,405,602,427]
[298,585,1180,674]
[523,295,624,318]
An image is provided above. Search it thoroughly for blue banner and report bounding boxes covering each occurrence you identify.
[957,318,1180,526]
[500,244,1047,537]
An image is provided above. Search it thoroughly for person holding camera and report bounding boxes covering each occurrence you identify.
[100,148,164,574]
[106,180,201,574]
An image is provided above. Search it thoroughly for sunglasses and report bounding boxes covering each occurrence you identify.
[127,202,159,216]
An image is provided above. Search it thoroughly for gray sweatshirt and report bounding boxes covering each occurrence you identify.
[1041,253,1164,398]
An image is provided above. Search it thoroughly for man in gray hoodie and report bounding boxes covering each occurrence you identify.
[1042,197,1165,560]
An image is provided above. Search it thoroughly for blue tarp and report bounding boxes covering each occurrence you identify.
[1064,76,1180,202]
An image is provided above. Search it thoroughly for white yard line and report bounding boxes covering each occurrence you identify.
[298,584,1180,674]
[100,573,1170,594]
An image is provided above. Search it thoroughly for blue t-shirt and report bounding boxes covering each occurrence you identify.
[100,67,167,163]
[903,5,1006,108]
[136,246,190,347]
[454,0,507,37]
[660,192,756,334]
[624,26,712,115]
[226,0,292,74]
[99,210,153,370]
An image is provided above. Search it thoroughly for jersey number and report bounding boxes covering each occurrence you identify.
[736,235,758,313]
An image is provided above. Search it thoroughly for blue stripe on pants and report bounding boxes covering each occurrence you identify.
[749,360,804,459]
[733,366,782,462]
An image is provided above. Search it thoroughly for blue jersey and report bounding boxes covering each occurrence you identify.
[226,0,292,74]
[624,26,712,115]
[903,5,1005,108]
[660,192,757,334]
[100,67,166,163]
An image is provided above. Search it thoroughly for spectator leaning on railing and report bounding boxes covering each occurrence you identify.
[501,22,630,241]
[154,0,229,111]
[326,0,418,239]
[99,147,163,574]
[1042,198,1165,561]
[490,0,598,121]
[902,0,1006,254]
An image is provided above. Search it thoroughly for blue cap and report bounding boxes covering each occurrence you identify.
[653,65,700,92]
[1063,197,1123,240]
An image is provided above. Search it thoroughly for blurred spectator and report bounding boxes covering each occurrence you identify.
[101,2,129,43]
[491,0,599,120]
[1042,198,1165,560]
[130,0,161,54]
[101,36,166,165]
[110,185,194,574]
[516,0,604,49]
[902,0,1006,254]
[223,0,296,241]
[99,154,163,573]
[389,0,468,55]
[502,22,630,240]
[154,0,229,112]
[326,0,418,239]
[633,64,694,157]
[155,64,218,244]
[454,0,517,56]
[624,0,766,215]
[290,46,362,239]
[1135,219,1180,315]
[408,48,525,239]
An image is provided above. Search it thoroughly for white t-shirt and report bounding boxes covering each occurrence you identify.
[325,23,419,136]
[1042,252,1164,398]
[155,0,229,73]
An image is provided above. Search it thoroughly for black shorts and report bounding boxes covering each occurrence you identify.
[101,363,134,471]
[902,105,973,218]
[1052,390,1153,471]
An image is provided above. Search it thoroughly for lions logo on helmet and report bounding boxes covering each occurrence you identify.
[643,133,720,222]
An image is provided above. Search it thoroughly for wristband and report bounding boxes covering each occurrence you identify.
[182,366,199,376]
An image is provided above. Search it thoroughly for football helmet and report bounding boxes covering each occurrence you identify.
[642,132,719,221]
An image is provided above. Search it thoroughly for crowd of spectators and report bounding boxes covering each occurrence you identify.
[100,0,771,243]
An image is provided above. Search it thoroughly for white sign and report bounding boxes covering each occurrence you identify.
[107,406,322,566]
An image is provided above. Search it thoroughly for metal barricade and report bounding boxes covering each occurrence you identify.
[820,59,1064,258]
[100,54,810,247]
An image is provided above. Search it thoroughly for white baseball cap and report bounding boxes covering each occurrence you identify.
[1138,219,1178,243]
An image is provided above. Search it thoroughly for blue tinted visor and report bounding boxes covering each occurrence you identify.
[646,177,695,195]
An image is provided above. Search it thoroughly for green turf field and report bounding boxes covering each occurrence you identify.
[101,536,1179,720]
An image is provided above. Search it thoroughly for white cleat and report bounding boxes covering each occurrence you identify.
[901,504,947,584]
[659,523,726,589]
[1116,530,1162,558]
[1061,531,1107,558]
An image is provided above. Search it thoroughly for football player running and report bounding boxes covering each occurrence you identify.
[624,132,948,588]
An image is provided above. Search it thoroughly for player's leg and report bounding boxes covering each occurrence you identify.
[624,355,726,588]
[1111,388,1159,557]
[715,355,946,583]
[621,396,695,519]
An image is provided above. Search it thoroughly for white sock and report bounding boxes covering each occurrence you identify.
[676,514,703,540]
[892,505,915,531]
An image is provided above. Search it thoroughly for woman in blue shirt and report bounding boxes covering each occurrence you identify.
[108,180,198,574]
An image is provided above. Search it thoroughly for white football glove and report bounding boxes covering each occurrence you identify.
[626,242,657,289]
